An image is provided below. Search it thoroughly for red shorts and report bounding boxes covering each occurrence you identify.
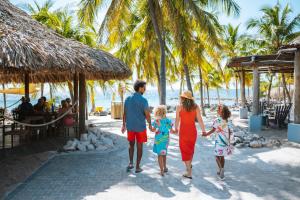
[127,130,147,143]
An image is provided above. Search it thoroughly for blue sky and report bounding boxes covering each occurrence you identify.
[11,0,300,35]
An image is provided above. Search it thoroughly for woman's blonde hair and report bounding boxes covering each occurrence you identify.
[154,105,167,119]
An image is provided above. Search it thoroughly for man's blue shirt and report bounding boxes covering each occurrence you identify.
[124,92,149,132]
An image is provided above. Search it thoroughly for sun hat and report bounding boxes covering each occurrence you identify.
[180,90,194,100]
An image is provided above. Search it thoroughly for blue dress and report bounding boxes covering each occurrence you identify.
[152,118,173,155]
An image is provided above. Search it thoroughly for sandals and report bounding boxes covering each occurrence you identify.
[164,168,168,173]
[126,164,134,172]
[135,168,143,173]
[183,174,192,179]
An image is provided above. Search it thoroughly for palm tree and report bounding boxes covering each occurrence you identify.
[78,0,240,104]
[247,2,300,103]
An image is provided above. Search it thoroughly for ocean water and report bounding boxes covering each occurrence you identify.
[0,88,251,111]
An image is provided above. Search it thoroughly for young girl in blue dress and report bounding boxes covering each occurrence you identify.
[151,105,175,176]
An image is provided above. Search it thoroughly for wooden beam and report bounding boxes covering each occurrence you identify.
[79,73,86,135]
[240,60,294,67]
[240,70,246,107]
[24,73,29,99]
[73,73,78,112]
[294,50,300,124]
[252,66,260,116]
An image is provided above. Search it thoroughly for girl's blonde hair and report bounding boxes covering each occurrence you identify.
[154,105,167,119]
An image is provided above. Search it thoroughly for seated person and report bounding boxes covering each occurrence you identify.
[58,100,75,126]
[41,96,50,112]
[66,98,72,108]
[17,97,34,120]
[33,98,44,113]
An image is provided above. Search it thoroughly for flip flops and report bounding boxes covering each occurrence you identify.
[126,164,134,172]
[182,174,192,179]
[135,168,143,173]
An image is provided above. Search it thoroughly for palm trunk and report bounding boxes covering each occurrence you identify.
[282,73,291,103]
[148,0,166,105]
[179,74,184,95]
[2,84,6,109]
[206,83,210,107]
[49,84,53,99]
[198,66,205,116]
[235,77,238,104]
[40,83,44,97]
[267,74,273,106]
[67,81,74,102]
[216,88,220,104]
[184,64,193,95]
[154,60,161,99]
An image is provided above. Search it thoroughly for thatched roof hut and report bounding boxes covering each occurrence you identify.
[280,36,300,49]
[0,0,131,83]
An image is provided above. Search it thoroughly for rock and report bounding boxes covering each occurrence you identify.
[87,144,95,151]
[96,145,108,151]
[77,142,87,151]
[80,133,88,141]
[63,139,78,151]
[235,143,245,148]
[249,140,262,148]
[102,137,114,147]
[265,139,282,148]
[234,136,244,144]
[87,132,98,144]
[234,131,246,137]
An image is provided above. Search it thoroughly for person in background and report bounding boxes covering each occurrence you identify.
[33,98,44,113]
[17,96,34,120]
[41,96,50,112]
[58,100,75,126]
[66,98,72,108]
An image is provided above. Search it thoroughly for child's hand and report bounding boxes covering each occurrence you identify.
[202,131,207,136]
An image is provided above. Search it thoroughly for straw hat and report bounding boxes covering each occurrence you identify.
[180,90,194,100]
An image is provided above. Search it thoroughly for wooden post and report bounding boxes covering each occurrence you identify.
[235,75,239,104]
[294,50,300,124]
[79,73,86,135]
[73,73,78,112]
[240,70,246,107]
[2,84,6,109]
[25,73,29,99]
[252,66,260,116]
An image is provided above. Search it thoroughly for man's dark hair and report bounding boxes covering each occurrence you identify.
[134,80,146,92]
[41,96,46,101]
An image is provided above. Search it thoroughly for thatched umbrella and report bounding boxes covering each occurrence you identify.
[0,0,131,135]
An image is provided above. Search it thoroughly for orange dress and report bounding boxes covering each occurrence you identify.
[179,108,197,161]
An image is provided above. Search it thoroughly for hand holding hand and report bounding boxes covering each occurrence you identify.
[202,131,207,136]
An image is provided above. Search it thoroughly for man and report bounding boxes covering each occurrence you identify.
[17,97,34,120]
[122,80,152,173]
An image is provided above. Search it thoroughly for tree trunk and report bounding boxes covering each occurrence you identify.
[294,50,300,124]
[67,81,74,102]
[240,71,246,107]
[198,66,206,116]
[179,74,184,95]
[40,83,44,97]
[206,83,210,107]
[49,84,53,100]
[2,84,6,109]
[216,88,220,104]
[235,76,238,104]
[267,74,273,106]
[148,0,166,105]
[73,73,78,113]
[154,60,161,99]
[282,73,291,103]
[90,85,96,112]
[184,64,193,95]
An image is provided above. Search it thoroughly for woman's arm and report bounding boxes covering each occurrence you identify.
[196,106,206,133]
[174,106,181,133]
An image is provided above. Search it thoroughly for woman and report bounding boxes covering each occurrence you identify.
[174,90,206,179]
[58,100,75,126]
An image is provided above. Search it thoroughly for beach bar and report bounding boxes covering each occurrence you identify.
[0,0,131,137]
[227,36,300,142]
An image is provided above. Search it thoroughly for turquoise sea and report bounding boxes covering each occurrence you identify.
[0,88,252,111]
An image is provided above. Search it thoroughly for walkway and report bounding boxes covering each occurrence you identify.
[5,115,300,200]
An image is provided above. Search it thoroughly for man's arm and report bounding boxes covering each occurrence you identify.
[145,109,152,130]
